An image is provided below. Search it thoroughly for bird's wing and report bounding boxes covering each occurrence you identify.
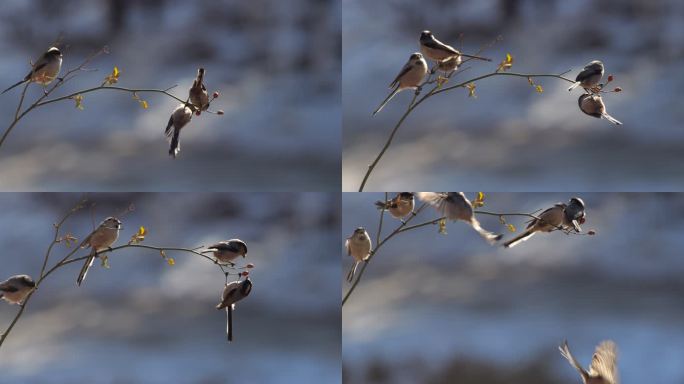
[576,65,602,81]
[423,38,458,54]
[389,62,414,88]
[0,282,18,292]
[589,341,618,384]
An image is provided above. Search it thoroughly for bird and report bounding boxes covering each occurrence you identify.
[188,67,209,112]
[216,278,252,342]
[578,94,622,125]
[77,217,121,286]
[419,31,491,62]
[559,340,619,384]
[436,55,462,76]
[568,60,604,92]
[345,227,372,282]
[503,198,585,248]
[2,47,63,94]
[417,192,502,245]
[375,192,415,220]
[0,275,36,305]
[165,103,193,158]
[372,52,428,115]
[201,239,248,266]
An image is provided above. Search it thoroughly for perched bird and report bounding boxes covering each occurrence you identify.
[216,278,252,342]
[417,192,502,245]
[165,104,193,158]
[2,47,63,94]
[188,67,209,112]
[578,94,622,125]
[564,197,586,232]
[559,340,619,384]
[0,275,36,305]
[375,192,415,220]
[503,198,584,248]
[372,52,428,115]
[345,227,372,282]
[436,55,461,76]
[568,60,604,92]
[419,31,491,62]
[77,217,121,286]
[201,239,248,266]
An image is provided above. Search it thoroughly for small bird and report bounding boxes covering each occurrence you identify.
[0,275,36,305]
[188,67,209,112]
[503,198,584,248]
[345,227,372,283]
[419,31,491,62]
[564,197,586,232]
[372,52,428,115]
[568,60,604,92]
[77,217,121,286]
[559,340,619,384]
[216,278,252,342]
[375,192,415,220]
[165,104,193,158]
[2,47,63,94]
[201,239,248,266]
[417,192,502,245]
[436,55,461,76]
[578,94,622,125]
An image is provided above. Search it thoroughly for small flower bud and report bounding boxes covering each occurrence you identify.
[579,217,586,224]
[614,87,622,92]
[587,230,596,236]
[246,263,255,269]
[240,271,250,277]
[607,75,614,82]
[217,110,225,115]
[213,91,220,98]
[195,111,201,116]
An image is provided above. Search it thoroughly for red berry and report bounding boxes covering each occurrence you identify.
[614,87,622,92]
[607,75,614,82]
[587,230,596,236]
[246,263,255,269]
[217,110,225,115]
[213,91,220,98]
[195,111,201,116]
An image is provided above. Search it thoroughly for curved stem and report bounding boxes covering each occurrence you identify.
[357,71,575,191]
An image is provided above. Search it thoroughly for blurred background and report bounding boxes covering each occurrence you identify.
[0,192,340,384]
[342,0,684,191]
[0,0,340,191]
[342,193,684,384]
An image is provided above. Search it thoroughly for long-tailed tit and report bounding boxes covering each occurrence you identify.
[375,192,415,220]
[164,104,193,158]
[345,227,371,283]
[419,31,491,62]
[372,52,428,115]
[0,275,36,305]
[77,217,121,286]
[503,198,583,248]
[559,340,619,384]
[578,94,622,125]
[417,192,503,245]
[216,278,252,342]
[189,67,209,112]
[436,55,461,76]
[2,47,63,94]
[201,239,248,266]
[568,60,604,92]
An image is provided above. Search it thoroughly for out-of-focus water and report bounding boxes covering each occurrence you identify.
[342,193,684,384]
[0,192,341,383]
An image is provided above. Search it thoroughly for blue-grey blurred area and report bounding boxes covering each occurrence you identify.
[0,192,341,384]
[0,0,340,191]
[342,0,684,191]
[342,193,684,384]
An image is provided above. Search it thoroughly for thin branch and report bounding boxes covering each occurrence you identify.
[35,85,185,108]
[358,70,576,191]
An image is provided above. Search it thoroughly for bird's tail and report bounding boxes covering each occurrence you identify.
[503,229,535,248]
[469,217,503,245]
[375,200,389,210]
[602,113,622,125]
[460,53,491,62]
[559,340,589,378]
[1,79,27,95]
[567,81,581,91]
[226,305,233,342]
[346,261,360,283]
[168,128,181,158]
[372,87,400,116]
[76,249,97,287]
